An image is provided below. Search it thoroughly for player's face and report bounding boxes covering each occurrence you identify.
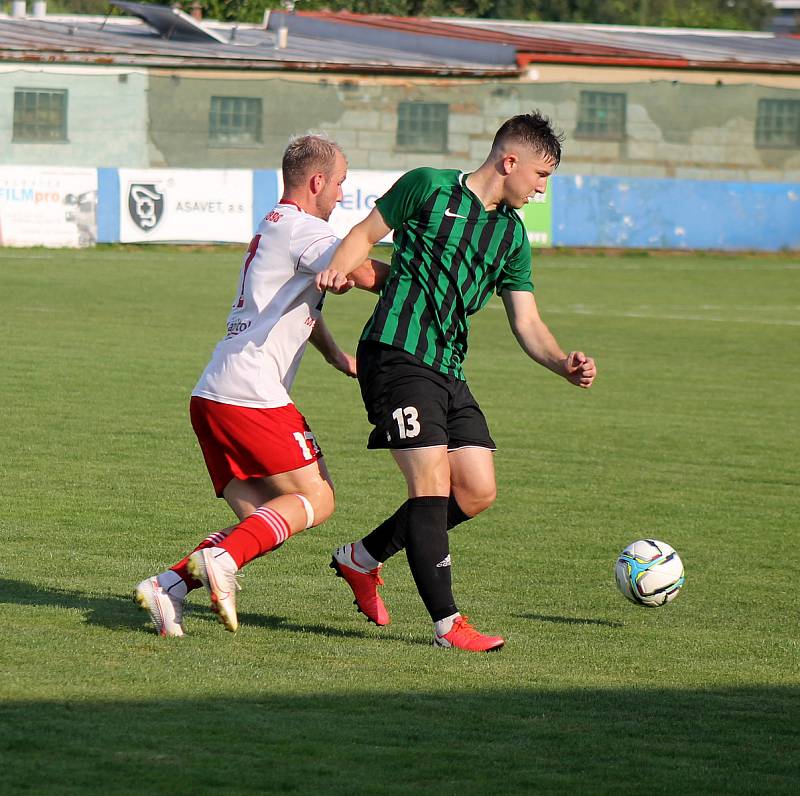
[502,149,556,209]
[317,152,347,221]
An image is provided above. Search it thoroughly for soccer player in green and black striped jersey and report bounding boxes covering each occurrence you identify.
[320,112,597,652]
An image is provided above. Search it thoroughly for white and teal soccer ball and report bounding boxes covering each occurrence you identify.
[614,539,685,607]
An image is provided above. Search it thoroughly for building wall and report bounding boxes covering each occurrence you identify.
[146,71,347,168]
[145,69,800,181]
[0,65,150,168]
[1,64,797,183]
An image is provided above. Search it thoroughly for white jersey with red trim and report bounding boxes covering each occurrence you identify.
[192,202,340,408]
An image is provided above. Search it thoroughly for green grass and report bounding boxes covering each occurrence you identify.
[1,246,798,794]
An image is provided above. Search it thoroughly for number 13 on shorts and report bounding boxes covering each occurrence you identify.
[391,405,420,440]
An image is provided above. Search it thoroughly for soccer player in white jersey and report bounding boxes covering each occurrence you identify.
[134,135,382,637]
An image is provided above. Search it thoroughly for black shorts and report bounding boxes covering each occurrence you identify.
[357,341,496,451]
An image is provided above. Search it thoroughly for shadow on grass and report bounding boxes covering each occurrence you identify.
[1,688,798,795]
[516,613,624,628]
[0,577,377,641]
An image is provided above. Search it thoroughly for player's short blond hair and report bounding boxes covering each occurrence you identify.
[282,135,345,190]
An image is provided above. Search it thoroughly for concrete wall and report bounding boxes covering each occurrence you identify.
[1,66,797,183]
[0,65,150,168]
[142,70,800,181]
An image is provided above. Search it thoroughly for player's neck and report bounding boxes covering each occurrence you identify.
[464,165,502,212]
[279,197,304,211]
[279,193,324,220]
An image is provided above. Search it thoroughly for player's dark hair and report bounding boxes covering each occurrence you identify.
[282,135,345,190]
[492,111,564,166]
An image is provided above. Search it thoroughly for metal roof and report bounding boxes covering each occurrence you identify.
[1,7,798,75]
[299,10,800,73]
[0,8,516,75]
[446,18,800,70]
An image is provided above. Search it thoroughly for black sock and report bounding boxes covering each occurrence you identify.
[446,494,471,530]
[362,502,408,563]
[362,494,471,563]
[404,496,456,622]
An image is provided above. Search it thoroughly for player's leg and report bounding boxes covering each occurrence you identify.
[136,398,330,635]
[448,446,496,520]
[134,522,236,638]
[427,384,502,650]
[331,342,448,624]
[392,445,503,652]
[356,446,496,564]
[189,457,334,633]
[353,388,498,564]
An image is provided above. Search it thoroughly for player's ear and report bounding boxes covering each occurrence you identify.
[502,154,517,175]
[310,173,325,194]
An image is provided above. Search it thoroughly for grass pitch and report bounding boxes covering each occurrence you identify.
[1,246,798,794]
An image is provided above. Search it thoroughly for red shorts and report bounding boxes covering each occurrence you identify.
[190,396,322,497]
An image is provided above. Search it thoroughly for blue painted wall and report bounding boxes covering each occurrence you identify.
[252,170,280,231]
[552,175,800,251]
[96,168,120,244]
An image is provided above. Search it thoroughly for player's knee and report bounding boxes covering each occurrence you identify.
[460,484,496,517]
[306,479,335,527]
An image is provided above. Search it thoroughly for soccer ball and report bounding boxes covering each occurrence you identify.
[614,539,685,607]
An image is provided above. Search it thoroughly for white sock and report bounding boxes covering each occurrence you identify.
[434,612,461,637]
[158,570,188,601]
[352,540,381,572]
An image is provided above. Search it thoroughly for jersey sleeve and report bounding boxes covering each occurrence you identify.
[496,222,534,294]
[374,168,440,230]
[292,219,341,275]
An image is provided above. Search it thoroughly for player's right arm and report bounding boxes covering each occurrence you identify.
[316,208,390,292]
[349,258,390,294]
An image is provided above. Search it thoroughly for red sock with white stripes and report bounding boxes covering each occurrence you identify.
[216,505,293,569]
[170,529,230,591]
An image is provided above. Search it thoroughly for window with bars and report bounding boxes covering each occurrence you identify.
[396,101,449,153]
[575,91,626,141]
[755,99,800,148]
[13,88,68,142]
[209,96,262,147]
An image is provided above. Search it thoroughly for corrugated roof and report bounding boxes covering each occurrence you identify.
[450,18,800,69]
[0,10,517,75]
[300,10,800,72]
[1,8,798,75]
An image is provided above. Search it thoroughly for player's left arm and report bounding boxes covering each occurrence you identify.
[501,290,596,388]
[308,316,357,378]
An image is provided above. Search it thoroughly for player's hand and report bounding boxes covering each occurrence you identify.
[316,269,355,294]
[329,350,357,378]
[564,351,596,388]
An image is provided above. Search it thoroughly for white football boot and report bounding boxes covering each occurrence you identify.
[187,548,241,632]
[134,576,185,637]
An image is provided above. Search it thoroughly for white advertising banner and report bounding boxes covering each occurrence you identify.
[118,169,252,243]
[328,170,402,242]
[0,167,98,248]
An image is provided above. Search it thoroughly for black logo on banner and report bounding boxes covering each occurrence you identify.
[128,184,164,231]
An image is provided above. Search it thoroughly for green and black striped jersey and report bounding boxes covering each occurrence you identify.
[362,167,533,379]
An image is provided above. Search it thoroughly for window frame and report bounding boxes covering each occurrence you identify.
[13,88,69,143]
[755,98,800,149]
[396,101,449,154]
[574,90,627,142]
[208,95,263,148]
